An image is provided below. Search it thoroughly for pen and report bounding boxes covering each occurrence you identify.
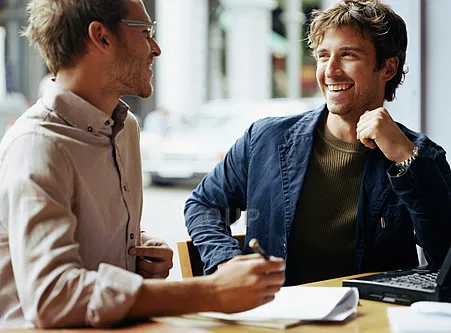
[249,238,271,260]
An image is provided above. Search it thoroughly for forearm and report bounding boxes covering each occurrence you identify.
[185,186,244,273]
[390,148,451,264]
[128,276,217,318]
[185,205,243,274]
[129,254,286,319]
[390,144,451,213]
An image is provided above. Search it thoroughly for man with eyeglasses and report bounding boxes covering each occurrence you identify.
[0,0,285,329]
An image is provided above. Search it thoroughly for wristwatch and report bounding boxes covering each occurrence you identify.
[395,146,420,176]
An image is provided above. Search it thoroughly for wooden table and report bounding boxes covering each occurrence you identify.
[3,273,401,333]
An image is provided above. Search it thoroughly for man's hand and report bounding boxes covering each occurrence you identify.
[129,236,173,279]
[209,253,285,313]
[356,107,414,162]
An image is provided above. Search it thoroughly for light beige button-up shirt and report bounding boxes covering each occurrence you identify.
[0,80,144,328]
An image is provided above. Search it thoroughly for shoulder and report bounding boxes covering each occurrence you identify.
[248,106,324,139]
[397,122,447,156]
[0,131,70,171]
[0,131,73,204]
[0,102,74,172]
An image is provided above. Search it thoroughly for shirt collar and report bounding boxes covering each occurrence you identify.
[41,79,129,135]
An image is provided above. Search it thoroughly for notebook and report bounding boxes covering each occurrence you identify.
[342,246,451,305]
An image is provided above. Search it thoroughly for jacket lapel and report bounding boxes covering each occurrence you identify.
[278,105,326,238]
[355,147,392,271]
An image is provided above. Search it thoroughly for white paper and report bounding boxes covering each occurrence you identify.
[199,286,359,322]
[387,303,451,333]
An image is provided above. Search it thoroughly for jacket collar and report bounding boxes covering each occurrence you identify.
[284,104,327,145]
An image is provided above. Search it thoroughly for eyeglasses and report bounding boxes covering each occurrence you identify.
[120,19,157,39]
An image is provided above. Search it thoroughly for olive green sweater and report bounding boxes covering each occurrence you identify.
[285,119,367,286]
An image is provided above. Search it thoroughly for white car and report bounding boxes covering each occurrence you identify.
[140,97,324,186]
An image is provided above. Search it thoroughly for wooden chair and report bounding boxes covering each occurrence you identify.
[177,234,246,278]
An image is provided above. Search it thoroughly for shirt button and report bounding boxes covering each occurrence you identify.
[123,185,128,191]
[130,233,134,240]
[105,120,110,125]
[87,126,93,132]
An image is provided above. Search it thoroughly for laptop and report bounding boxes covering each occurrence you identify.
[342,246,451,305]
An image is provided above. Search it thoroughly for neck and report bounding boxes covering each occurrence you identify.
[55,64,119,117]
[325,112,360,143]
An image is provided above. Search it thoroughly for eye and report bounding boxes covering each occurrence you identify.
[342,52,357,59]
[316,53,329,62]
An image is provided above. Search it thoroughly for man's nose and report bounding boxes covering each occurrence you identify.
[325,56,343,78]
[150,39,161,57]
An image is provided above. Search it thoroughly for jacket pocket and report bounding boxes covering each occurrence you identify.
[375,204,413,243]
[370,204,418,270]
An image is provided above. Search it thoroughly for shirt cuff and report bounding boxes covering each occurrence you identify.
[86,263,143,327]
[204,249,242,275]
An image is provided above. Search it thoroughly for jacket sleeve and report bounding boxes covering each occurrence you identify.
[389,140,451,268]
[0,134,143,328]
[184,127,253,275]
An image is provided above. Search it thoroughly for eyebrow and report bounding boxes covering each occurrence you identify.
[316,46,365,54]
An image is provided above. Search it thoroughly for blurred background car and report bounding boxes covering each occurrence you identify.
[140,97,324,186]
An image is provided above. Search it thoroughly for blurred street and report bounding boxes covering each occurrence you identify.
[141,185,192,281]
[141,184,246,281]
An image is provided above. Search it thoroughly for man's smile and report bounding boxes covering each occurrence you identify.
[327,83,354,92]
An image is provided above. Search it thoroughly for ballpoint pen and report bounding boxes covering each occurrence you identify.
[249,238,271,260]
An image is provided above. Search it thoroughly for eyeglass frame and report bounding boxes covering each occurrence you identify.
[120,19,157,39]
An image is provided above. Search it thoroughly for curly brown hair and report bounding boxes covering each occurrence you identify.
[308,0,408,102]
[22,0,129,74]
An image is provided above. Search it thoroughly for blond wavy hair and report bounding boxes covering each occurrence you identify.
[22,0,129,74]
[308,0,408,102]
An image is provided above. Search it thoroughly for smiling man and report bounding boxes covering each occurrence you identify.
[185,0,451,286]
[0,0,285,328]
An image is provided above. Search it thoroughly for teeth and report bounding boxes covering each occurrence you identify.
[328,84,352,92]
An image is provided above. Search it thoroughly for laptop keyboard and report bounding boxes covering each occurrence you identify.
[375,272,438,290]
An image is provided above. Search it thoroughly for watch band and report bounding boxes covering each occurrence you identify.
[395,146,420,175]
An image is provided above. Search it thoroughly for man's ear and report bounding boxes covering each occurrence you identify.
[88,21,112,51]
[382,56,399,82]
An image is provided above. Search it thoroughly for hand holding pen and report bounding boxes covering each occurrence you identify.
[211,238,285,313]
[217,237,283,271]
[249,238,271,260]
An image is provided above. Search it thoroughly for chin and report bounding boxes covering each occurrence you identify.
[326,102,346,114]
[139,89,153,99]
[133,85,153,99]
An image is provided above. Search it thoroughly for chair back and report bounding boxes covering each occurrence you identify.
[177,234,245,278]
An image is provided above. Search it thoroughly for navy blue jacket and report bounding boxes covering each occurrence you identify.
[185,106,451,275]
